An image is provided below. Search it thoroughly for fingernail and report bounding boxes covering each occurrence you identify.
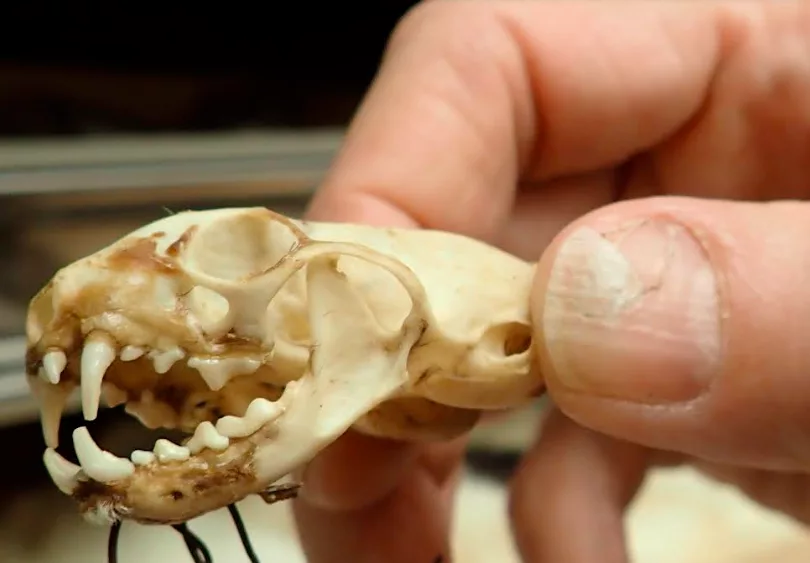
[541,219,721,403]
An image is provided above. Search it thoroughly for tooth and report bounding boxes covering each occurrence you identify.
[153,439,190,463]
[131,450,156,466]
[80,332,116,421]
[101,383,127,407]
[185,421,229,454]
[124,391,178,429]
[43,448,81,494]
[72,427,134,482]
[41,350,67,384]
[216,398,283,439]
[120,345,145,362]
[187,356,261,391]
[28,376,71,448]
[149,347,185,374]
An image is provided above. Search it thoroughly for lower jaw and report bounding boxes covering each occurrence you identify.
[70,423,288,526]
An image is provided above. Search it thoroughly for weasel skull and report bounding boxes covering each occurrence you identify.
[26,207,542,525]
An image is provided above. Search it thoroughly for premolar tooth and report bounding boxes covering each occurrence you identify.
[41,350,67,384]
[153,439,190,463]
[28,376,71,448]
[185,421,229,454]
[131,450,156,466]
[215,398,283,439]
[80,332,116,421]
[43,448,81,494]
[72,427,134,482]
[120,345,145,362]
[149,347,185,374]
[187,356,261,391]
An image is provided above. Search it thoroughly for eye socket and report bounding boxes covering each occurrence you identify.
[183,211,300,281]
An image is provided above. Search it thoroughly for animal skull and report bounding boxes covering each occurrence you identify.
[25,207,541,525]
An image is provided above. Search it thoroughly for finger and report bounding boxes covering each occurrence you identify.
[299,431,417,510]
[309,0,728,240]
[532,196,810,470]
[294,439,465,563]
[696,462,810,524]
[509,408,648,563]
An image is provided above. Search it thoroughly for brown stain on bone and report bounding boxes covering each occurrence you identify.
[107,236,177,274]
[166,226,198,257]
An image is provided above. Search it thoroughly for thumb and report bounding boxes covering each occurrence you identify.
[532,196,810,470]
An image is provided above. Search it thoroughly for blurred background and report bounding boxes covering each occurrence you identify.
[2,4,810,562]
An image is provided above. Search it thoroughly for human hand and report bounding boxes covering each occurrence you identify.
[294,1,810,561]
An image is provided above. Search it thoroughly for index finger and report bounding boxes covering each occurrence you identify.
[307,0,727,241]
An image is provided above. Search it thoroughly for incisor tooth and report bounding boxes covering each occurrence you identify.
[80,332,116,421]
[72,427,134,482]
[153,439,190,463]
[43,448,81,494]
[215,398,283,439]
[185,421,229,454]
[41,350,67,384]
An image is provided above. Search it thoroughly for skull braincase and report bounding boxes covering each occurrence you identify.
[27,207,541,525]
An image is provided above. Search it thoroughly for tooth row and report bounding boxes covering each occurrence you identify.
[42,397,286,497]
[41,339,266,427]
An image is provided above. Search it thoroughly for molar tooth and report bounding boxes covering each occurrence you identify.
[43,448,81,494]
[120,345,145,362]
[41,350,67,384]
[149,347,185,374]
[72,427,134,483]
[80,332,116,421]
[131,450,156,466]
[185,421,229,454]
[215,398,283,439]
[153,439,190,463]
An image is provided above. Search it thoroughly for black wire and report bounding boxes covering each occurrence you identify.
[172,523,214,563]
[227,503,261,563]
[106,507,261,563]
[108,521,121,563]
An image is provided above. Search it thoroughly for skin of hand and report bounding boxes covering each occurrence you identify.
[293,1,810,561]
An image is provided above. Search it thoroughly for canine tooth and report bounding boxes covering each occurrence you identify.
[101,383,127,407]
[215,398,283,439]
[149,347,185,374]
[153,439,190,463]
[120,345,145,362]
[187,356,261,391]
[185,421,229,454]
[43,448,81,494]
[131,450,156,466]
[72,427,134,482]
[41,350,67,384]
[80,332,116,421]
[28,376,70,448]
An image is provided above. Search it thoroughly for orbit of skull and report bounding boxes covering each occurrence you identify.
[25,207,541,525]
